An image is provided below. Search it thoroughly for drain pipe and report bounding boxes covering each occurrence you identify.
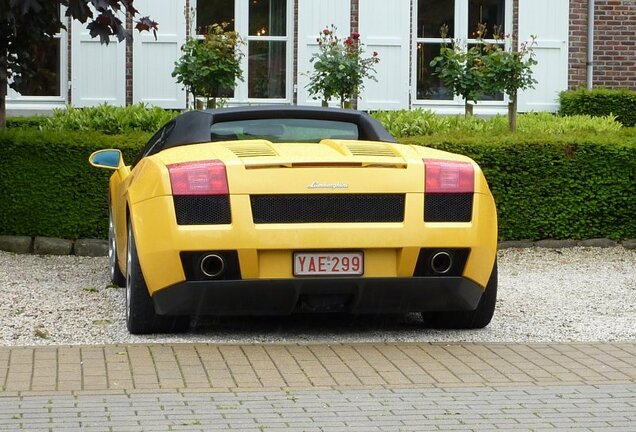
[587,0,595,89]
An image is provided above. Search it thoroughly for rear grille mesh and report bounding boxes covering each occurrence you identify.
[424,193,473,222]
[251,194,405,223]
[174,196,231,225]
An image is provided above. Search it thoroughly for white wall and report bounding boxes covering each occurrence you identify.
[296,0,351,106]
[518,0,569,112]
[133,0,187,109]
[358,0,410,110]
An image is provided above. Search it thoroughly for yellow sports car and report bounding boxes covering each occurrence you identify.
[89,106,498,334]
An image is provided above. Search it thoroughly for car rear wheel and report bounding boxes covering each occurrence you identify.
[109,209,126,287]
[421,261,497,329]
[126,223,189,334]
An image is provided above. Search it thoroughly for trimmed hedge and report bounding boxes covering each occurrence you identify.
[0,129,149,239]
[43,103,180,134]
[559,88,636,127]
[1,128,634,241]
[401,131,636,240]
[6,116,50,129]
[372,110,622,138]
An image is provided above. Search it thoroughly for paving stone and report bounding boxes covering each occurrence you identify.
[579,238,616,248]
[71,237,106,256]
[0,235,32,254]
[534,239,579,248]
[498,240,534,249]
[33,236,73,255]
[622,239,636,250]
[2,383,635,431]
[2,344,636,430]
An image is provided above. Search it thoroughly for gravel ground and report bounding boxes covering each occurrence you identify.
[0,247,634,346]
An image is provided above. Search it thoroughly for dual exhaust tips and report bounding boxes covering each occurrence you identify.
[200,250,453,278]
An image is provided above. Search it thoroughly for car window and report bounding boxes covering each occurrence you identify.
[209,119,359,143]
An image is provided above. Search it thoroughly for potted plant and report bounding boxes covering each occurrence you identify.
[172,22,245,109]
[306,25,379,108]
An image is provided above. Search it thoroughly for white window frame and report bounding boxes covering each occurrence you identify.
[412,0,513,114]
[6,5,68,111]
[193,0,293,106]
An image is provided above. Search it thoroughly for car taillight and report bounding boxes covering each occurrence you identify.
[168,160,229,195]
[424,160,474,193]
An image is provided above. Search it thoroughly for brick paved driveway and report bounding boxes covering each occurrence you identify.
[1,343,635,431]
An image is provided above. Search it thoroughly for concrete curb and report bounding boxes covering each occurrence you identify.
[500,238,635,250]
[1,235,635,256]
[0,235,108,257]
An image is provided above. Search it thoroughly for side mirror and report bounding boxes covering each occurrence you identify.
[89,149,123,170]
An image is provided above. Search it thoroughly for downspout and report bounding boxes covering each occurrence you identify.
[587,0,594,89]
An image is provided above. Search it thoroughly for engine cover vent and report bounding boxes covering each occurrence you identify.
[226,143,278,158]
[344,143,397,157]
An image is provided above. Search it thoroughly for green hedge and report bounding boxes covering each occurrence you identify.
[6,116,50,129]
[0,129,149,239]
[1,128,634,241]
[43,103,180,134]
[559,88,636,127]
[401,131,636,240]
[372,110,622,138]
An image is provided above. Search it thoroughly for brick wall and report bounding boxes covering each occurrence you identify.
[569,0,636,90]
[67,16,72,103]
[512,0,519,48]
[126,15,133,105]
[569,0,589,88]
[293,0,298,104]
[351,0,359,33]
[593,0,636,89]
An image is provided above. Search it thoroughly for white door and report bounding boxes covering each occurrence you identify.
[358,0,410,110]
[71,13,126,107]
[297,0,351,106]
[517,0,569,112]
[133,0,187,109]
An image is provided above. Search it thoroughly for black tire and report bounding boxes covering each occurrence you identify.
[421,261,498,329]
[108,209,126,287]
[125,223,189,334]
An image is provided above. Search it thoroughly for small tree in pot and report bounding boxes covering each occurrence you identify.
[172,22,244,109]
[482,35,537,131]
[429,24,489,117]
[431,24,538,130]
[306,25,379,108]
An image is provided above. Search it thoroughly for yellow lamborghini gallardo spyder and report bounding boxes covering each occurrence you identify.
[89,106,498,334]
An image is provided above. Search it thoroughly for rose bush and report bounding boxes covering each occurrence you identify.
[172,22,244,109]
[430,23,537,130]
[306,25,379,108]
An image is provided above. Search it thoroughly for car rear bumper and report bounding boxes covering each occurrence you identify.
[152,276,484,316]
[131,191,498,295]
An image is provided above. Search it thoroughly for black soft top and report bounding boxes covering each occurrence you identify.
[140,106,396,160]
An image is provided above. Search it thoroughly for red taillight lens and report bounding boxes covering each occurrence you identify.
[168,160,229,195]
[424,160,474,193]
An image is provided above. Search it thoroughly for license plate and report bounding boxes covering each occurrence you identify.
[293,252,364,276]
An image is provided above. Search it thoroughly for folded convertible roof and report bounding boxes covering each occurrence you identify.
[157,105,396,153]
